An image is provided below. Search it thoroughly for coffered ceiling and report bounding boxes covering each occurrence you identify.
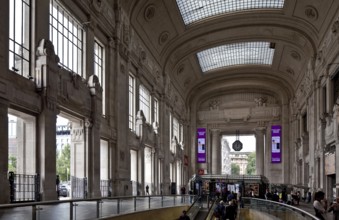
[123,0,338,108]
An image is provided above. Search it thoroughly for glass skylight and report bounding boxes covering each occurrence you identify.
[176,0,285,25]
[197,42,275,72]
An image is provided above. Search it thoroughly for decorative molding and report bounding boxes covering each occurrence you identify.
[290,50,301,61]
[198,106,280,122]
[209,99,220,110]
[305,6,318,21]
[159,31,169,45]
[254,97,267,107]
[139,50,146,64]
[85,118,93,128]
[36,39,59,63]
[144,4,156,21]
[71,127,84,141]
[332,19,339,34]
[286,67,295,75]
[176,64,185,76]
[119,43,129,61]
[91,0,103,13]
[123,23,130,45]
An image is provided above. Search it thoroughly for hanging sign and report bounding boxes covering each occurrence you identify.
[271,125,282,163]
[197,128,206,163]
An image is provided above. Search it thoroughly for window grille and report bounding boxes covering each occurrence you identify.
[50,0,84,76]
[139,85,151,123]
[176,0,285,25]
[197,42,275,72]
[9,0,31,77]
[129,74,136,131]
[153,98,159,124]
[94,40,105,116]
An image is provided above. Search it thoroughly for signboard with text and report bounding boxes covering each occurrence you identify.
[271,125,281,163]
[197,128,206,163]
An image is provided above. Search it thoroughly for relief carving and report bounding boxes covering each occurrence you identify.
[123,23,130,45]
[198,106,280,122]
[36,39,59,62]
[254,97,267,107]
[209,99,220,110]
[177,64,185,76]
[305,6,318,20]
[159,31,169,45]
[91,0,103,13]
[332,19,339,35]
[71,127,84,141]
[144,4,156,21]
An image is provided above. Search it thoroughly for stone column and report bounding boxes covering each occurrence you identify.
[265,126,271,179]
[0,99,9,203]
[0,0,9,204]
[86,75,103,198]
[36,39,60,201]
[151,148,156,194]
[254,127,266,175]
[138,146,145,195]
[333,105,339,196]
[326,76,333,112]
[281,103,290,183]
[211,129,221,174]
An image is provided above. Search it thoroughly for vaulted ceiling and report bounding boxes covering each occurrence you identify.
[123,0,338,109]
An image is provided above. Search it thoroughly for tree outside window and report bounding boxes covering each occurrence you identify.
[57,144,70,182]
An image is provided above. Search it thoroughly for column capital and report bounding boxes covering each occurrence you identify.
[210,128,221,134]
[253,127,266,135]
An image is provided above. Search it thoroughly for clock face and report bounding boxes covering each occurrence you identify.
[232,140,243,151]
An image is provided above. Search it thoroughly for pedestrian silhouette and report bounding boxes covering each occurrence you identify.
[146,185,149,195]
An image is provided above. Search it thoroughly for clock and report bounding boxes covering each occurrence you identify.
[232,140,243,151]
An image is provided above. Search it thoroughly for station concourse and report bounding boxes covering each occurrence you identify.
[0,1,339,217]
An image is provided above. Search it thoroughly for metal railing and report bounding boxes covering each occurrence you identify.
[100,180,112,197]
[203,197,319,220]
[71,176,87,199]
[242,197,320,220]
[9,172,40,203]
[0,195,194,220]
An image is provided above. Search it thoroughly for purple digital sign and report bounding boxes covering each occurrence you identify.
[197,128,206,163]
[271,125,281,163]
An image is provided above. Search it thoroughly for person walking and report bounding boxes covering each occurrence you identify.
[313,191,328,220]
[146,185,149,195]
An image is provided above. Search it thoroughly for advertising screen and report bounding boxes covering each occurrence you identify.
[197,128,206,163]
[271,125,281,163]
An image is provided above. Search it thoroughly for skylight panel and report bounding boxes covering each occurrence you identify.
[176,0,285,25]
[197,42,275,72]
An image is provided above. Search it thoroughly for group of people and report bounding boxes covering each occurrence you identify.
[265,188,302,205]
[213,199,238,220]
[313,191,339,220]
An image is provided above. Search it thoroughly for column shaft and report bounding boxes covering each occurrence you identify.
[0,100,9,203]
[255,128,265,175]
[211,129,221,174]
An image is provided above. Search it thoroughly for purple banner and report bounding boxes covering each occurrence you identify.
[271,125,281,163]
[197,128,206,163]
